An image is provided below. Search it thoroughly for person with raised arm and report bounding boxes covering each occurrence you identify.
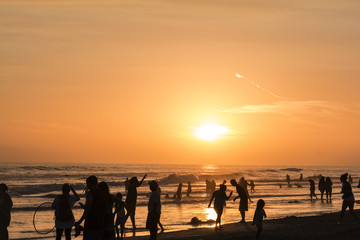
[124,174,147,230]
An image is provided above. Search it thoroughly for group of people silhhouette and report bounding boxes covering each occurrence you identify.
[1,172,360,240]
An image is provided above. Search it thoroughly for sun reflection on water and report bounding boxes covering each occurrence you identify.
[201,164,217,173]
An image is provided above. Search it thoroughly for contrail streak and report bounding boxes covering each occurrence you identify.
[235,73,290,100]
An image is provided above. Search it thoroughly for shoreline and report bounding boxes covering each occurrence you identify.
[132,210,360,240]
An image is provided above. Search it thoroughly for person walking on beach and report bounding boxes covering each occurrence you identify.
[114,193,126,240]
[186,182,192,197]
[76,175,106,240]
[325,177,333,202]
[252,199,267,239]
[146,181,161,240]
[318,176,326,201]
[300,174,303,181]
[176,183,182,202]
[231,179,248,223]
[0,183,13,240]
[357,180,360,188]
[338,173,359,224]
[124,174,147,230]
[98,181,118,240]
[52,184,80,240]
[309,179,318,201]
[208,184,232,229]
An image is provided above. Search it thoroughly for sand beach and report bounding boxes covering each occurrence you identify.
[133,210,360,240]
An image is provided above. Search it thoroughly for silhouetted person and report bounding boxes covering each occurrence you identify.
[124,174,147,229]
[210,180,216,194]
[99,181,118,240]
[325,177,333,202]
[205,179,210,193]
[157,187,164,232]
[52,184,80,240]
[231,179,248,222]
[239,177,252,203]
[76,175,106,240]
[318,176,326,201]
[186,182,192,197]
[309,179,318,201]
[349,175,353,184]
[114,193,126,240]
[252,199,266,239]
[176,183,182,202]
[124,178,130,193]
[0,183,12,240]
[339,173,359,224]
[208,184,232,229]
[358,180,360,188]
[300,174,303,181]
[249,180,255,193]
[146,181,161,240]
[286,174,291,187]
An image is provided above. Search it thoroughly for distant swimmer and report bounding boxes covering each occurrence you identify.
[176,183,182,202]
[249,180,255,193]
[286,174,291,187]
[309,179,318,201]
[349,175,353,184]
[186,182,192,197]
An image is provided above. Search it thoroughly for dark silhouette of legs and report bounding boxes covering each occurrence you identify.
[256,225,262,239]
[240,210,245,222]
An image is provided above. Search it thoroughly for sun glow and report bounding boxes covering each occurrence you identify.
[193,123,230,141]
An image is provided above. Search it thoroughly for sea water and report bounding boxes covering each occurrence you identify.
[2,163,360,240]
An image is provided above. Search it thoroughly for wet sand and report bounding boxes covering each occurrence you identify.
[133,210,360,240]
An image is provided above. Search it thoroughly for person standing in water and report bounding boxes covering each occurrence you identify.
[252,199,267,239]
[325,177,333,202]
[146,181,161,240]
[52,184,80,240]
[309,179,318,201]
[208,184,232,229]
[0,183,13,240]
[125,174,147,230]
[186,182,192,197]
[339,173,359,224]
[318,176,326,201]
[176,183,182,202]
[231,179,248,223]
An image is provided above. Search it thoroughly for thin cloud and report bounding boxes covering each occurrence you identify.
[217,100,358,115]
[235,73,291,100]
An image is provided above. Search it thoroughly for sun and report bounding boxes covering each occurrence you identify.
[193,123,230,141]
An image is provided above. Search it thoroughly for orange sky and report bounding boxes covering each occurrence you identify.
[1,0,360,165]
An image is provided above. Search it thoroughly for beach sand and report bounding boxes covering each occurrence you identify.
[133,210,360,240]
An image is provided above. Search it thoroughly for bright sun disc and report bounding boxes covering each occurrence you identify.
[193,123,230,141]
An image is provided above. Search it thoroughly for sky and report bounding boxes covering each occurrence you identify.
[1,0,360,166]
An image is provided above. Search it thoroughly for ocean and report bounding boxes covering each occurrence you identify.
[2,163,360,240]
